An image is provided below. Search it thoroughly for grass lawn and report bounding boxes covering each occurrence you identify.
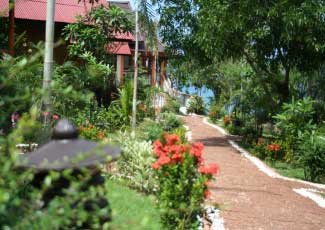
[106,179,161,230]
[265,161,305,180]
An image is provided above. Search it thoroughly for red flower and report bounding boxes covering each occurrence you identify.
[204,190,211,198]
[171,152,182,163]
[164,134,180,146]
[157,154,171,166]
[198,164,219,175]
[169,145,183,154]
[273,143,280,152]
[152,162,160,170]
[153,140,166,156]
[190,142,204,159]
[267,144,274,151]
[52,114,59,120]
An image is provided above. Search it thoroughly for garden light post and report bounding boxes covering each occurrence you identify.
[42,0,56,125]
[131,0,139,131]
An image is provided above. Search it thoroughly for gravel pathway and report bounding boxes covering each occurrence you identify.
[183,115,325,230]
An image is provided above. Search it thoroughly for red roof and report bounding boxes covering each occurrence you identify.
[107,42,131,55]
[114,32,134,41]
[0,0,108,23]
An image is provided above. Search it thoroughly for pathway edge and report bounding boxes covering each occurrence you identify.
[202,117,325,190]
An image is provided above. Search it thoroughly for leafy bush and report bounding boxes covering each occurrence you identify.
[208,104,222,123]
[114,132,158,193]
[161,96,181,114]
[152,134,218,229]
[187,95,205,114]
[137,120,164,142]
[159,112,183,131]
[297,134,325,183]
[274,97,316,161]
[79,124,106,141]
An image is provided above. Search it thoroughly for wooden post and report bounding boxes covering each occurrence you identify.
[160,59,166,86]
[8,0,15,56]
[120,55,125,84]
[151,56,156,86]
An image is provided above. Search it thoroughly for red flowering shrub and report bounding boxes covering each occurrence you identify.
[152,134,218,229]
[79,124,106,141]
[223,116,231,126]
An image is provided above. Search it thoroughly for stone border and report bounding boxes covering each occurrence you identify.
[202,117,325,190]
[293,188,325,208]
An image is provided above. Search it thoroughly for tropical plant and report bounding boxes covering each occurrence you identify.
[63,5,133,62]
[152,134,218,229]
[159,112,183,131]
[274,98,316,161]
[187,96,205,114]
[297,133,325,183]
[114,132,158,193]
[137,120,164,142]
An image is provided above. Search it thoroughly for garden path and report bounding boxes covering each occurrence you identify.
[183,115,325,230]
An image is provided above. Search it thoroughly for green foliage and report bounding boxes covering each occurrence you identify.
[137,120,164,142]
[72,104,129,133]
[159,112,183,131]
[274,97,316,161]
[161,96,181,114]
[0,17,8,50]
[114,132,158,194]
[187,96,205,115]
[0,53,43,132]
[119,80,133,119]
[297,133,325,183]
[208,104,222,123]
[63,5,133,62]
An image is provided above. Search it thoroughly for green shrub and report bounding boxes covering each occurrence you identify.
[160,112,183,131]
[187,96,205,115]
[297,134,325,183]
[274,97,316,161]
[137,120,164,142]
[161,96,181,114]
[208,104,222,122]
[114,132,158,193]
[152,134,218,229]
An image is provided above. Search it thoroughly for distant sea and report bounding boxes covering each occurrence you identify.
[181,86,214,105]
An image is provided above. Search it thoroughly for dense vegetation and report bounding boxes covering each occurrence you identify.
[155,0,325,183]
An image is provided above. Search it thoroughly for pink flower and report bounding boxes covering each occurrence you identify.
[52,114,59,120]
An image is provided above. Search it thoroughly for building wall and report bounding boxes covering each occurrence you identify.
[15,19,68,63]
